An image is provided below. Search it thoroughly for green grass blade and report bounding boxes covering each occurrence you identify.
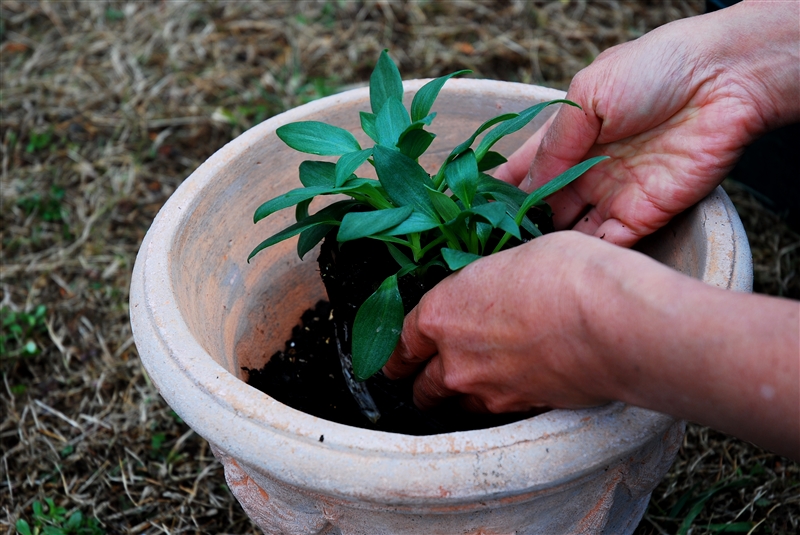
[352,274,404,381]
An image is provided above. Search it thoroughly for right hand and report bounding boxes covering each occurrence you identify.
[495,1,798,247]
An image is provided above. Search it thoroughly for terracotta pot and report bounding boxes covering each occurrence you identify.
[130,80,752,534]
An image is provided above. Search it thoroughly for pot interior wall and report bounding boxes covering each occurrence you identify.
[164,82,709,380]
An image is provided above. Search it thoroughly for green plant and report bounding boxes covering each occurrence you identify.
[16,498,105,535]
[249,50,607,381]
[1,304,47,357]
[16,186,68,223]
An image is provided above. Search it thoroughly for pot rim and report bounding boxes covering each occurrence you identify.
[131,79,736,503]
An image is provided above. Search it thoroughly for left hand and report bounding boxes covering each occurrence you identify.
[382,231,621,412]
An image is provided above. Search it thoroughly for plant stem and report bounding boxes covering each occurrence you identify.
[492,231,512,255]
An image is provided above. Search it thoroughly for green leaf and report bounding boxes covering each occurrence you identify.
[373,145,437,218]
[337,206,413,242]
[297,224,334,259]
[706,523,755,533]
[427,189,461,223]
[445,113,518,165]
[360,111,378,142]
[397,128,435,160]
[477,151,507,172]
[470,202,507,228]
[277,121,361,156]
[444,150,479,208]
[442,248,482,270]
[335,148,373,187]
[475,100,577,161]
[254,186,332,223]
[249,201,358,261]
[299,161,336,187]
[385,243,416,273]
[15,519,32,535]
[476,220,492,249]
[375,97,411,147]
[352,275,404,381]
[65,512,82,530]
[497,213,522,239]
[476,174,526,205]
[516,156,609,222]
[411,69,471,122]
[673,477,751,535]
[254,178,380,223]
[370,50,404,115]
[378,210,440,236]
[295,198,311,221]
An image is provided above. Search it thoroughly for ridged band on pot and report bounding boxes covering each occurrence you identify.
[130,80,752,534]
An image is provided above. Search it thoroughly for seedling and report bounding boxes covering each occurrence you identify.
[1,304,47,357]
[15,498,105,535]
[249,50,607,385]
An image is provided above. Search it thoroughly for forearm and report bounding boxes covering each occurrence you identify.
[582,249,800,459]
[715,0,800,129]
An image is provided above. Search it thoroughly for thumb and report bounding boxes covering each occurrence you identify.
[382,305,438,380]
[522,86,601,192]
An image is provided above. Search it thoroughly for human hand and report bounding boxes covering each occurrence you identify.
[382,231,637,412]
[495,1,799,247]
[382,231,800,460]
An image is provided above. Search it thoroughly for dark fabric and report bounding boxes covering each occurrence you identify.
[705,0,740,12]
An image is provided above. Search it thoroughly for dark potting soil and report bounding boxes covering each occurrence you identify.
[245,300,534,435]
[246,208,554,436]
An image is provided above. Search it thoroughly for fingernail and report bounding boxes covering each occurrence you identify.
[521,170,534,192]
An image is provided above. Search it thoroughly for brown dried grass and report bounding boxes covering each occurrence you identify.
[1,1,797,534]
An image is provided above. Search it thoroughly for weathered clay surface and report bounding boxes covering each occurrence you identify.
[130,80,752,534]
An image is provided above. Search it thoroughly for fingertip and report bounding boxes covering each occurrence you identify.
[593,219,642,248]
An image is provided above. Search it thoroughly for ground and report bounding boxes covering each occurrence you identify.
[1,1,798,534]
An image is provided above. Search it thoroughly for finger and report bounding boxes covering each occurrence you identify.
[412,354,460,410]
[592,218,643,248]
[570,205,605,236]
[527,92,601,190]
[382,305,437,380]
[459,395,490,414]
[494,113,556,186]
[537,183,592,231]
[572,205,653,247]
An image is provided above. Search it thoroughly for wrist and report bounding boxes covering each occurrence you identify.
[715,0,800,130]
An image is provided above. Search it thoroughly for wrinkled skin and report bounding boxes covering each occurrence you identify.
[494,4,794,247]
[384,0,800,460]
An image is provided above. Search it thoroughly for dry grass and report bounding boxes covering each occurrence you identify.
[1,1,797,534]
